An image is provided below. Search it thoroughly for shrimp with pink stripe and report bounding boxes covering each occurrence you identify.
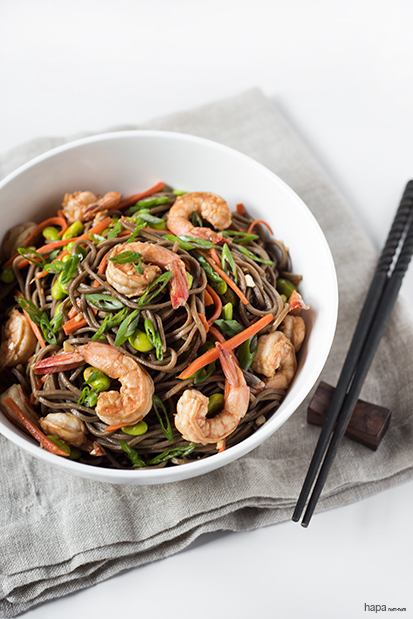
[34,342,154,427]
[174,342,250,445]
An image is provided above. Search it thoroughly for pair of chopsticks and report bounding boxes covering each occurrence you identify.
[292,180,413,527]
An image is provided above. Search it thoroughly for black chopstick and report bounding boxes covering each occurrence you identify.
[292,180,413,527]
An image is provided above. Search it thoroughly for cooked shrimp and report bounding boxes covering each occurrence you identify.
[62,190,122,224]
[251,331,297,390]
[174,342,250,445]
[0,309,37,369]
[0,222,37,261]
[106,241,189,309]
[0,384,39,432]
[40,413,87,447]
[279,315,306,352]
[33,342,154,427]
[167,192,232,243]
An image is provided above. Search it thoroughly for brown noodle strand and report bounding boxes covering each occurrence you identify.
[0,190,304,471]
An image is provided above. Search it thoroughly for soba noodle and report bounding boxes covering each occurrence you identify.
[0,187,305,470]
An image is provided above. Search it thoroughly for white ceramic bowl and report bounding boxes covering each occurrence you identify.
[0,131,338,484]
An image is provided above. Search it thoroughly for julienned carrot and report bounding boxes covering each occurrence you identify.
[202,251,249,306]
[236,203,245,216]
[210,247,220,266]
[57,210,67,236]
[3,216,69,269]
[114,182,166,211]
[206,284,222,326]
[247,219,274,235]
[105,422,127,433]
[15,291,46,347]
[63,313,87,335]
[14,217,112,271]
[4,397,69,457]
[197,313,210,334]
[62,249,112,335]
[204,288,214,306]
[178,313,274,379]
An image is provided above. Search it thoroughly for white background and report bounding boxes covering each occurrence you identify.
[1,1,413,617]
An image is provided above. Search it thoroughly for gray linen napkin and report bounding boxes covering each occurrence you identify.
[1,89,413,617]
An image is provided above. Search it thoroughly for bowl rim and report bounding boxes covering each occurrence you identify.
[0,129,338,484]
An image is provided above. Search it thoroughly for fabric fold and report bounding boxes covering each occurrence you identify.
[1,89,413,617]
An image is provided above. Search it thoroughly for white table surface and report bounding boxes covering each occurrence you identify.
[2,1,413,617]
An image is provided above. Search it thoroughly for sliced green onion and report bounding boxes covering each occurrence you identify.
[152,395,174,441]
[85,294,125,310]
[77,385,98,408]
[107,220,124,239]
[132,259,143,275]
[43,261,65,274]
[119,440,147,468]
[213,319,244,338]
[15,297,57,345]
[221,230,259,244]
[144,318,163,360]
[108,250,142,264]
[17,247,46,266]
[193,361,215,385]
[48,249,61,262]
[164,234,216,250]
[234,243,274,265]
[91,307,129,341]
[221,244,237,283]
[137,270,173,307]
[49,311,63,334]
[88,232,106,244]
[114,310,140,346]
[60,254,82,285]
[126,219,147,244]
[191,211,203,227]
[147,443,196,466]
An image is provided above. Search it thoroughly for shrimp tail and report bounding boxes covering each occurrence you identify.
[33,351,84,375]
[216,343,240,386]
[169,260,190,309]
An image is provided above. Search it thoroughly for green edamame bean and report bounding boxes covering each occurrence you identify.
[51,273,68,299]
[1,266,16,284]
[83,367,111,391]
[42,226,60,241]
[62,221,84,240]
[276,278,297,299]
[208,393,225,416]
[128,329,154,352]
[121,421,148,436]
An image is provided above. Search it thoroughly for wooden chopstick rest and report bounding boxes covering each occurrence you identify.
[307,381,391,451]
